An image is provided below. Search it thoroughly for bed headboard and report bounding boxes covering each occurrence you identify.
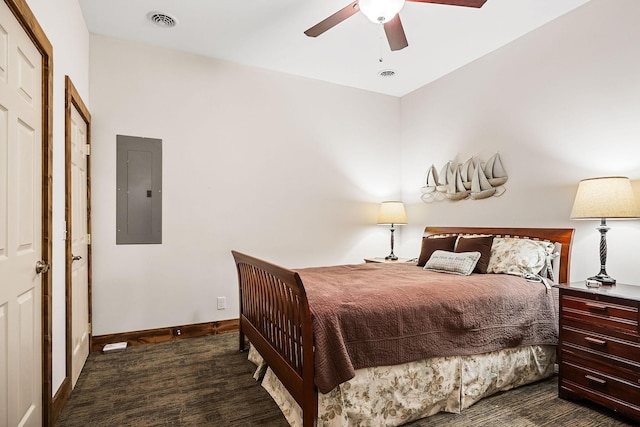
[423,226,575,284]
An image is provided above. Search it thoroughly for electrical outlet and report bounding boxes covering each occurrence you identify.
[217,296,226,310]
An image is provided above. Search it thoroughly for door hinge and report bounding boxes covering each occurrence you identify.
[87,234,91,245]
[85,144,91,155]
[88,323,92,334]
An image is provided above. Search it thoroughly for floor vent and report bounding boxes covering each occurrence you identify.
[102,342,128,353]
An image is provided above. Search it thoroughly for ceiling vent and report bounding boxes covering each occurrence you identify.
[147,12,178,28]
[378,69,396,78]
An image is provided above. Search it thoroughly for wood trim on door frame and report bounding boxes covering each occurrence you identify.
[52,76,92,423]
[3,0,54,425]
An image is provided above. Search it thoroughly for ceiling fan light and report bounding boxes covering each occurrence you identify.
[359,0,405,24]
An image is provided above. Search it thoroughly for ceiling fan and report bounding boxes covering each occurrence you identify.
[304,0,488,51]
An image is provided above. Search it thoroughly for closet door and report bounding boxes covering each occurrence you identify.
[0,0,44,425]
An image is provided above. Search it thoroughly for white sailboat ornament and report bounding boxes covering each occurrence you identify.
[421,165,438,194]
[436,162,451,193]
[484,153,508,187]
[420,164,445,202]
[420,153,507,203]
[444,165,469,201]
[459,157,477,190]
[469,162,496,199]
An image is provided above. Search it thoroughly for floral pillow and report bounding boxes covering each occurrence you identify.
[424,250,481,276]
[487,238,555,276]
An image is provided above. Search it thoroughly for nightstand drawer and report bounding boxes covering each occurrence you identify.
[561,293,639,334]
[561,325,640,363]
[561,360,640,407]
[562,346,640,385]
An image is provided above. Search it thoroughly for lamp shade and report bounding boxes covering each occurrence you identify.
[570,176,640,219]
[358,0,405,24]
[377,201,407,225]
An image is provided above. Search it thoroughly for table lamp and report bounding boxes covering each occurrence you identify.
[570,176,640,285]
[377,201,407,260]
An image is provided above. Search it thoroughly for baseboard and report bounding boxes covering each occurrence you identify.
[51,377,71,425]
[90,318,239,352]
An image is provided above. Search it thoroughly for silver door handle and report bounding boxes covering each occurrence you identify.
[72,255,82,261]
[35,260,50,274]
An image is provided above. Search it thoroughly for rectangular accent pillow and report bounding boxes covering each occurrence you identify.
[455,235,494,274]
[424,250,481,276]
[417,235,457,267]
[487,237,556,276]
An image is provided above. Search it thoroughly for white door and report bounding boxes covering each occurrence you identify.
[70,105,89,388]
[0,1,43,426]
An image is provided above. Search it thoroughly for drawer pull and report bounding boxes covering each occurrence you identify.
[585,375,607,386]
[585,303,608,313]
[584,336,607,346]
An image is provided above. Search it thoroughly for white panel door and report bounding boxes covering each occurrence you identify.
[70,105,89,388]
[0,2,43,426]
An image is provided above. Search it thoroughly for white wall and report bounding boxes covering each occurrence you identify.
[25,0,90,396]
[399,0,640,284]
[89,35,401,335]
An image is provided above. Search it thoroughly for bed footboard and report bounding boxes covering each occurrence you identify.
[232,251,317,426]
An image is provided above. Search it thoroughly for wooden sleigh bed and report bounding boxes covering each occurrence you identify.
[232,226,574,426]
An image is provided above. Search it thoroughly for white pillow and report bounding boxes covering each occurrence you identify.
[487,237,555,276]
[424,250,481,276]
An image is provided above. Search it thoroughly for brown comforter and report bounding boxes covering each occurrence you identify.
[296,262,559,394]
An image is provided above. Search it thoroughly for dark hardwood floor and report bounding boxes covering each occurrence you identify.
[55,333,636,426]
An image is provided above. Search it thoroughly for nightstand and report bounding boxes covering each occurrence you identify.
[364,257,414,263]
[556,282,640,423]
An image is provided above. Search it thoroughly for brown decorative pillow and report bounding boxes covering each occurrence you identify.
[455,235,494,273]
[417,236,457,267]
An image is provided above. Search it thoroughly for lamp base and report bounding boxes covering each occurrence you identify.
[385,254,398,261]
[588,273,616,285]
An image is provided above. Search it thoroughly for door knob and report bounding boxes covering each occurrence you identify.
[35,260,50,274]
[72,255,83,261]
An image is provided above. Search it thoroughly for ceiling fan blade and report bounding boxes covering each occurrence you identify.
[384,15,408,51]
[304,0,360,37]
[406,0,488,7]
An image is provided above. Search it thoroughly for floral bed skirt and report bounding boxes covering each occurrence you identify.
[249,344,556,426]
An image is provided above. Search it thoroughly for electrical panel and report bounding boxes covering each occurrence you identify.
[116,135,162,244]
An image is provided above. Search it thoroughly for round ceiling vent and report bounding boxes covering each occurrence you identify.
[147,12,178,28]
[378,69,396,78]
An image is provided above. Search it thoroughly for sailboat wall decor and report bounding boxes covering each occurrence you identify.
[421,153,507,203]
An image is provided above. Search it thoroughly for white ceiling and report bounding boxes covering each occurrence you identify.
[78,0,592,97]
